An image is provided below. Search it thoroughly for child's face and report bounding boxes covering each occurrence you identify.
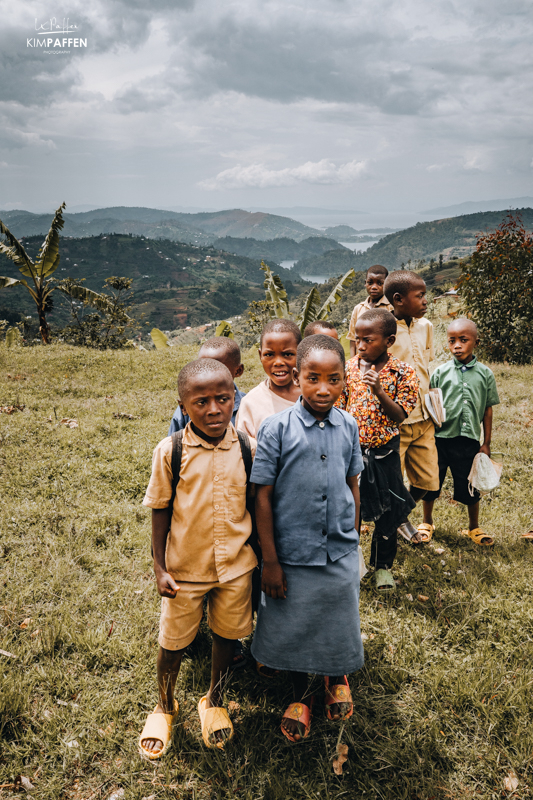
[180,372,234,443]
[294,349,345,420]
[259,332,299,387]
[354,320,395,363]
[394,280,427,319]
[198,346,244,379]
[365,273,385,300]
[447,322,479,363]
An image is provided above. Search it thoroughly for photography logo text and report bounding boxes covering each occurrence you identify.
[27,18,87,54]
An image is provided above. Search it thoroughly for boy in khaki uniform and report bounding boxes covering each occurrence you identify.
[139,358,257,758]
[384,271,440,543]
[348,265,394,357]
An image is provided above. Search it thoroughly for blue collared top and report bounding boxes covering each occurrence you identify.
[168,384,246,436]
[251,400,364,566]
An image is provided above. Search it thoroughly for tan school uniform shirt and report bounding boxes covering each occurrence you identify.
[347,295,394,341]
[236,378,296,438]
[387,317,434,423]
[142,423,257,583]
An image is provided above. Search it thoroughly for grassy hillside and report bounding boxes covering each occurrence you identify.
[1,343,533,799]
[2,207,323,245]
[296,209,533,273]
[0,234,308,334]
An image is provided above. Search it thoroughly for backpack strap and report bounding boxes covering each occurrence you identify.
[169,429,185,510]
[237,430,253,484]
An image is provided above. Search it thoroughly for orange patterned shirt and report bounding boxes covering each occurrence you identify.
[336,354,419,448]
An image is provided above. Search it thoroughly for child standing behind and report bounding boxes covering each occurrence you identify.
[251,335,364,741]
[236,319,302,438]
[422,319,500,546]
[337,309,420,590]
[384,270,440,544]
[169,337,245,434]
[348,265,393,357]
[139,359,257,758]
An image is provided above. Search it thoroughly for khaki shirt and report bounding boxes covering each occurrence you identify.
[388,317,434,423]
[143,424,258,583]
[236,379,296,439]
[347,295,394,341]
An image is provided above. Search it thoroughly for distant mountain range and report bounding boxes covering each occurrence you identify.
[1,206,324,245]
[295,208,533,275]
[423,197,533,216]
[213,236,346,261]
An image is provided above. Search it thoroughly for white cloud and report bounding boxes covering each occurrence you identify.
[199,159,368,190]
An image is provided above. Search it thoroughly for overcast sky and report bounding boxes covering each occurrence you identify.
[1,0,532,215]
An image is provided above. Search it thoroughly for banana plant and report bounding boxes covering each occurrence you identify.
[215,320,234,338]
[296,269,355,333]
[261,261,290,318]
[0,202,115,344]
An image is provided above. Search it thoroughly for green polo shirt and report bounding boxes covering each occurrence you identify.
[430,356,500,441]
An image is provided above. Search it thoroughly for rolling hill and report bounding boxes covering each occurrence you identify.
[295,208,533,274]
[213,235,346,261]
[1,207,324,245]
[0,234,308,333]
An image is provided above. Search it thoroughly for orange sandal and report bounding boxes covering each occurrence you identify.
[324,676,353,721]
[281,696,314,742]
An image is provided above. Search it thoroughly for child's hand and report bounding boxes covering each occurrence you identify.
[156,571,180,598]
[479,443,491,457]
[261,561,287,600]
[362,365,381,395]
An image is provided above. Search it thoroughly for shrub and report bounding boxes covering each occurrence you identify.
[458,213,533,364]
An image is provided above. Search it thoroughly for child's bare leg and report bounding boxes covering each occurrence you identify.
[423,499,435,526]
[142,645,185,755]
[204,632,236,745]
[468,501,480,531]
[281,671,309,740]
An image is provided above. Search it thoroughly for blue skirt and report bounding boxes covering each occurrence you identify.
[251,548,364,676]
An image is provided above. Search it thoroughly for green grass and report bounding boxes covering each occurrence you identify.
[1,343,533,800]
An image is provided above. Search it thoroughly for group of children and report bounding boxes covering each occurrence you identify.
[138,265,500,757]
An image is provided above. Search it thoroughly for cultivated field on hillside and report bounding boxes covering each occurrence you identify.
[1,344,533,799]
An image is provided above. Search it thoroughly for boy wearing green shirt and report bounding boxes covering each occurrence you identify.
[422,318,500,546]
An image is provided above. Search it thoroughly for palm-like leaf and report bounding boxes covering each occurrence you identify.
[33,202,66,279]
[317,269,355,319]
[5,327,22,348]
[297,286,322,333]
[0,221,35,275]
[150,328,170,349]
[0,276,28,289]
[261,261,289,318]
[56,282,120,315]
[215,320,235,338]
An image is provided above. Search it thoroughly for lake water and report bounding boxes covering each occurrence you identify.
[279,239,378,283]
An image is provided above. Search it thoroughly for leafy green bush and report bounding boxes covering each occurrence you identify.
[459,213,533,364]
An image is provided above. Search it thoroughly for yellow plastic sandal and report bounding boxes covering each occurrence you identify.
[198,696,234,749]
[462,528,494,547]
[138,699,179,760]
[416,523,435,543]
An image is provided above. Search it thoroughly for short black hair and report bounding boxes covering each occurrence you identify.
[366,264,388,279]
[303,319,337,337]
[199,336,242,368]
[384,270,426,304]
[296,333,345,371]
[260,318,302,347]
[356,309,397,338]
[178,358,233,400]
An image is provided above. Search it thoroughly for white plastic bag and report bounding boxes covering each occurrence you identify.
[468,453,503,495]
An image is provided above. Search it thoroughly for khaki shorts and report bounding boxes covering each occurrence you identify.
[159,569,254,651]
[400,419,440,492]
